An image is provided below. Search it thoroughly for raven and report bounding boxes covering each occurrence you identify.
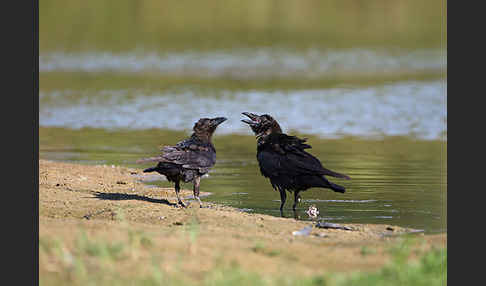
[241,112,350,215]
[137,117,227,208]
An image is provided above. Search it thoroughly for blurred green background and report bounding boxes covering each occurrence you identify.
[40,0,446,52]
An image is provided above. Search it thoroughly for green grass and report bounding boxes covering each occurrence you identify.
[40,228,446,286]
[360,246,377,256]
[335,247,446,286]
[251,241,281,257]
[76,231,126,260]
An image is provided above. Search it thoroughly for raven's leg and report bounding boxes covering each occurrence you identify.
[279,188,287,217]
[174,180,186,208]
[292,191,302,219]
[193,175,203,208]
[292,191,302,211]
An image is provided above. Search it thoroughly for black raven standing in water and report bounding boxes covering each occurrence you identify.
[241,112,350,215]
[137,117,227,208]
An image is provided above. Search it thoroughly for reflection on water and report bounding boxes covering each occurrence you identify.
[39,127,447,234]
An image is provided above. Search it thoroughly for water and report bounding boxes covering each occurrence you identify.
[39,49,443,78]
[39,128,447,233]
[40,80,445,140]
[39,0,446,233]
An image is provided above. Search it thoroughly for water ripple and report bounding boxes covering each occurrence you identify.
[39,81,447,140]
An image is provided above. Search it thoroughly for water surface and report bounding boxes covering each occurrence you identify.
[40,128,446,233]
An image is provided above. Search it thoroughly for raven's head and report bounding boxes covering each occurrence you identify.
[193,117,227,141]
[241,112,282,139]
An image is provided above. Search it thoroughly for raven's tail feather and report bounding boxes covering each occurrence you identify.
[143,167,157,173]
[136,156,165,164]
[329,182,346,193]
[323,169,351,180]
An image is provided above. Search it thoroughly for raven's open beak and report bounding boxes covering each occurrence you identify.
[241,112,260,126]
[211,117,227,126]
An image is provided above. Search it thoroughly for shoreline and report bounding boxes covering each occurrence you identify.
[39,159,446,283]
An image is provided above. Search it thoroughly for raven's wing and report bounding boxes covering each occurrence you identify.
[258,134,350,180]
[137,149,215,171]
[136,137,216,172]
[162,148,215,170]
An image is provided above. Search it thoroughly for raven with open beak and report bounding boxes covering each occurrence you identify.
[242,112,350,216]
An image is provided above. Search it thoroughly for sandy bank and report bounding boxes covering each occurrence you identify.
[39,159,446,282]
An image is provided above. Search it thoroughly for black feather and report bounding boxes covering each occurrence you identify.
[137,117,226,207]
[242,112,350,212]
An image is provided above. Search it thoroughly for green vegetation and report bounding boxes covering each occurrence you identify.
[360,246,377,256]
[40,0,445,53]
[336,247,446,286]
[251,241,281,257]
[40,226,446,286]
[39,70,443,93]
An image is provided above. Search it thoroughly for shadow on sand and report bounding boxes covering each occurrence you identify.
[90,191,177,207]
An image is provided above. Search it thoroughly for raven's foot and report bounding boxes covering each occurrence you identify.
[176,201,188,208]
[293,210,300,220]
[195,196,204,208]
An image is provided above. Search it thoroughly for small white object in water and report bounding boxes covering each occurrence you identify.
[306,204,319,217]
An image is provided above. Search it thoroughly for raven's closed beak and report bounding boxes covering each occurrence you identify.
[211,117,227,126]
[241,112,260,125]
